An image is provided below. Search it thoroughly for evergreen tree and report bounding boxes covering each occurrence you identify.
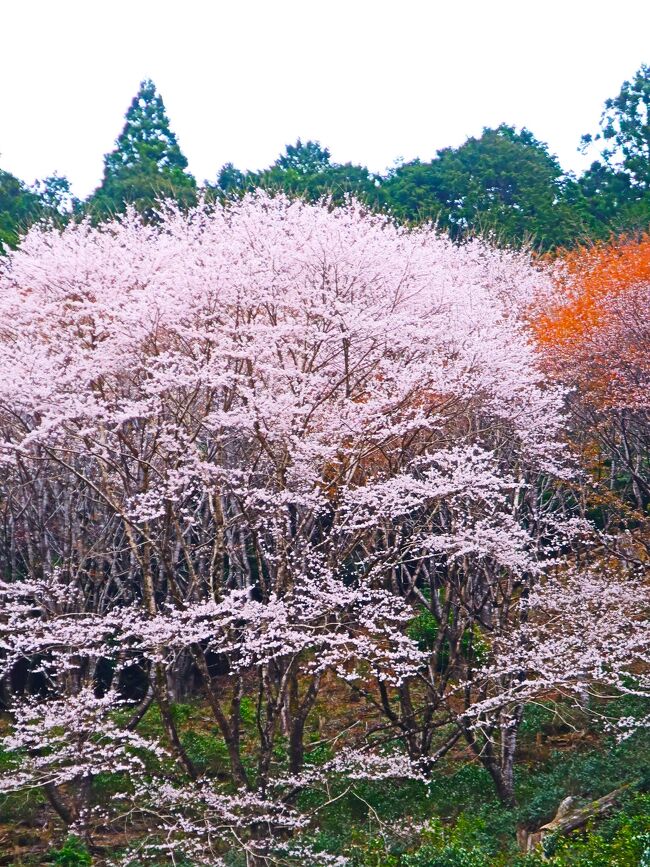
[274,139,331,174]
[32,174,77,226]
[0,166,43,250]
[209,140,379,208]
[580,63,650,237]
[381,125,591,250]
[581,63,650,189]
[87,79,196,219]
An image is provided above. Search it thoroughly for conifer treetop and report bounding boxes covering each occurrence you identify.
[89,78,196,218]
[103,78,189,177]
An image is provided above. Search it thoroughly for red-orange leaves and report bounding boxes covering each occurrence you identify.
[535,234,650,408]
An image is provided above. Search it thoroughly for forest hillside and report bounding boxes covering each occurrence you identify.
[0,66,649,867]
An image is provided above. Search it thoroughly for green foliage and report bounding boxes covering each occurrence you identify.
[275,139,331,174]
[310,792,650,867]
[31,174,76,224]
[577,161,646,238]
[398,813,510,867]
[518,701,559,740]
[132,702,165,739]
[404,843,489,867]
[582,63,650,189]
[297,775,432,856]
[348,832,401,867]
[3,698,648,865]
[381,125,590,250]
[540,794,650,867]
[213,161,248,198]
[239,695,256,727]
[4,65,648,256]
[407,605,440,649]
[169,702,193,726]
[0,742,42,823]
[406,607,487,671]
[0,168,42,249]
[516,727,650,829]
[426,763,500,818]
[580,63,650,237]
[304,742,334,766]
[130,700,231,775]
[87,79,197,220]
[0,787,44,825]
[209,139,379,207]
[181,729,229,774]
[90,770,131,802]
[48,836,92,867]
[314,728,648,865]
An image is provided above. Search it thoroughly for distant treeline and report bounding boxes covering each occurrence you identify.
[2,65,649,252]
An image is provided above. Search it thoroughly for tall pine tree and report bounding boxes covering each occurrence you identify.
[88,79,196,219]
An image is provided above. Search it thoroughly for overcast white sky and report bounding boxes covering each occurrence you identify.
[1,0,649,198]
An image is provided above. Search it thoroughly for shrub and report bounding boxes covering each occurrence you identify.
[49,836,92,867]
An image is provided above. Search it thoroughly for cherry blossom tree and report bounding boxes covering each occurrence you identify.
[0,194,639,858]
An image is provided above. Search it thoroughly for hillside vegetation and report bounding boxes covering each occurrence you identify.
[0,66,648,867]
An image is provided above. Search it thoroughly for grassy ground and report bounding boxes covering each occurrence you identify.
[1,693,649,866]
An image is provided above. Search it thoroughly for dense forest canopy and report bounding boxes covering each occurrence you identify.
[0,67,649,867]
[2,67,650,251]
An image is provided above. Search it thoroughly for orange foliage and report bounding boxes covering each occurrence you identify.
[534,233,650,408]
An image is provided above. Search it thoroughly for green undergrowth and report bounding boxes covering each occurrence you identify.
[289,698,650,866]
[2,696,649,865]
